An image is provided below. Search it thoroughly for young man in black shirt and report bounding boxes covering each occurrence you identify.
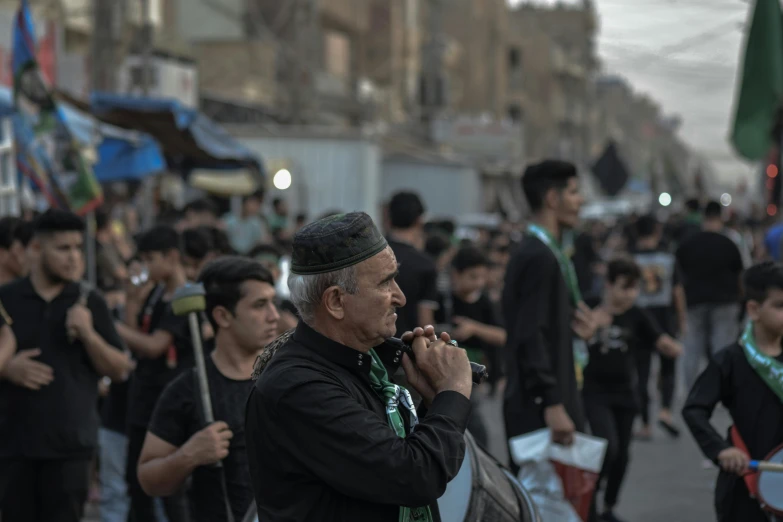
[503,160,597,457]
[139,257,280,522]
[632,215,687,438]
[115,225,193,522]
[584,259,681,522]
[683,262,783,522]
[0,209,132,522]
[386,191,440,336]
[676,201,744,391]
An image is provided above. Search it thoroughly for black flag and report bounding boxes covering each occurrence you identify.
[591,141,630,196]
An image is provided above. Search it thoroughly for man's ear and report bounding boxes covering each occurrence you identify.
[212,306,232,330]
[322,286,346,320]
[543,187,559,211]
[746,300,761,322]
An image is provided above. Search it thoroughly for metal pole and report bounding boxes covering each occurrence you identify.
[86,211,97,286]
[140,0,152,96]
[188,312,216,424]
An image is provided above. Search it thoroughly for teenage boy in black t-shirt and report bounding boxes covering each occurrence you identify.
[139,257,280,522]
[584,258,682,522]
[115,225,194,522]
[632,215,687,438]
[434,246,506,447]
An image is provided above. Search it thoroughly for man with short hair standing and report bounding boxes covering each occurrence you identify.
[138,257,280,522]
[503,160,597,456]
[246,212,473,521]
[115,224,194,522]
[0,209,132,522]
[676,201,744,391]
[386,191,440,336]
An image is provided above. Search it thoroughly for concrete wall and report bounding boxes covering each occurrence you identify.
[239,136,382,223]
[381,160,482,219]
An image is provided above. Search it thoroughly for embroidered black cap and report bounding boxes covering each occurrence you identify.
[290,212,388,275]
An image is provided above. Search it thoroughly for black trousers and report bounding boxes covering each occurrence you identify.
[0,458,91,522]
[126,425,191,522]
[584,395,636,511]
[635,349,676,425]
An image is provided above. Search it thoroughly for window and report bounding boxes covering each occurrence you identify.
[325,30,351,80]
[508,48,521,69]
[508,104,523,123]
[129,64,158,89]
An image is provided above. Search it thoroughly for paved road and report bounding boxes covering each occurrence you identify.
[478,385,729,522]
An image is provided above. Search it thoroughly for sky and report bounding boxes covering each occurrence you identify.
[509,0,754,187]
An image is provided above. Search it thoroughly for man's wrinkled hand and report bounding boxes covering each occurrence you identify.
[410,331,472,400]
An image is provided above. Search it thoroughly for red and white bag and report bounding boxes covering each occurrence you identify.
[509,429,607,522]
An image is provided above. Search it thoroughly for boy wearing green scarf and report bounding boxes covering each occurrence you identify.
[683,262,783,522]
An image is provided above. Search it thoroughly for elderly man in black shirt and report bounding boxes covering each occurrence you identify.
[246,212,473,522]
[0,210,132,522]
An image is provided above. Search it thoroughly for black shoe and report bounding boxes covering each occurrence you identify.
[658,418,681,438]
[600,511,628,522]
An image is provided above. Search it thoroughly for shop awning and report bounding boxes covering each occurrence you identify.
[64,92,263,176]
[0,86,166,182]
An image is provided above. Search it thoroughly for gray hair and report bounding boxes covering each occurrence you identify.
[287,266,359,324]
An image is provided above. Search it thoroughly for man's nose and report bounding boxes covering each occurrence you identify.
[392,280,406,307]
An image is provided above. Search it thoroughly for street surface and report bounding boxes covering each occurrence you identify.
[479,384,729,522]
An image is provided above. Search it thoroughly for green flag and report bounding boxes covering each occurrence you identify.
[730,0,783,161]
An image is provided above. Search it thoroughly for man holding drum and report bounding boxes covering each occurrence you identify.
[245,212,473,522]
[684,262,783,522]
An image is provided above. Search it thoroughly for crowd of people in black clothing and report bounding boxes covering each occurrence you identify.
[0,161,780,522]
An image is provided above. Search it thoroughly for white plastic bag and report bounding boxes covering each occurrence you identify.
[509,429,608,522]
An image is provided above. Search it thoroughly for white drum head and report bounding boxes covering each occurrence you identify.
[437,439,474,522]
[758,446,783,516]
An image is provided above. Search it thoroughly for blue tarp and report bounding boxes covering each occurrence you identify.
[87,92,262,174]
[0,86,166,182]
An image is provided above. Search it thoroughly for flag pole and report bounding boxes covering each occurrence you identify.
[85,210,97,286]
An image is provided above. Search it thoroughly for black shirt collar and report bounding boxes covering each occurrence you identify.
[19,276,80,301]
[293,322,374,376]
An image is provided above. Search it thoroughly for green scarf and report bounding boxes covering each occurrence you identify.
[368,349,434,522]
[526,224,589,384]
[739,322,783,404]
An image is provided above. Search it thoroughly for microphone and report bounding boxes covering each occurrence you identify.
[385,337,489,385]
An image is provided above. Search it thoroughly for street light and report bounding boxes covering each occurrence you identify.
[273,169,292,190]
[658,192,672,207]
